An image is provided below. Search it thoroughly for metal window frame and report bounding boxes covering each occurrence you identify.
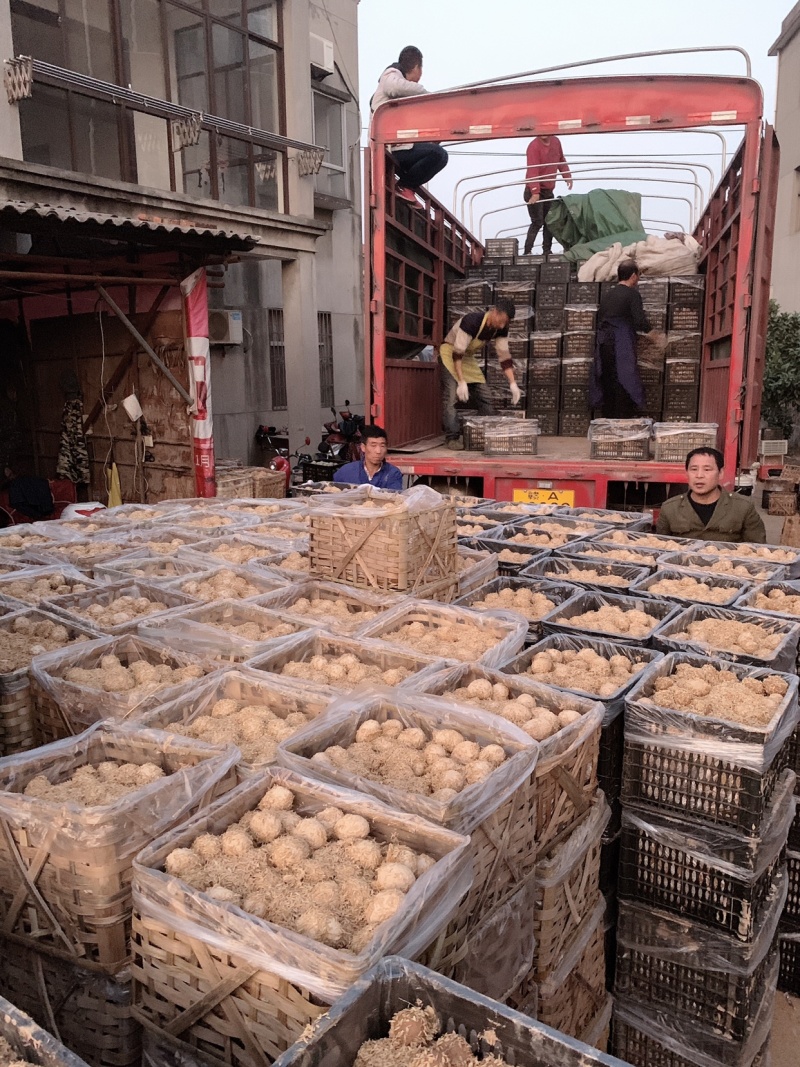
[312,88,347,198]
[267,307,287,410]
[317,310,334,408]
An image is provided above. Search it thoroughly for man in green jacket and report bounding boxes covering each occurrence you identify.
[656,447,766,543]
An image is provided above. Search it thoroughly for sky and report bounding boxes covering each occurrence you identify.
[355,0,792,245]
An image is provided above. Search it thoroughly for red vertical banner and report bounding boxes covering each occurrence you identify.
[180,268,216,497]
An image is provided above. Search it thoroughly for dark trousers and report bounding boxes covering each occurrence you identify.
[391,143,448,190]
[523,188,555,255]
[441,365,495,439]
[599,340,641,419]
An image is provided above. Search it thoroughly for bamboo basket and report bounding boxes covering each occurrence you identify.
[249,468,287,499]
[131,769,471,1067]
[309,486,457,594]
[532,797,610,979]
[215,471,253,500]
[0,610,96,758]
[0,940,141,1067]
[0,723,238,972]
[508,897,607,1040]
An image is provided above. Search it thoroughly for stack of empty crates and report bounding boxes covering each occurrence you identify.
[778,723,800,996]
[445,241,707,434]
[612,654,798,1067]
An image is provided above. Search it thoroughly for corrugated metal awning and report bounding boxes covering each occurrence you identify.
[0,199,258,249]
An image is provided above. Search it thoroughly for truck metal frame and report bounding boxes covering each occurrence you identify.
[365,73,778,505]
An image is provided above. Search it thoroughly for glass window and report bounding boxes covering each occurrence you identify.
[318,312,334,408]
[120,0,167,98]
[177,129,212,198]
[10,0,66,67]
[247,2,278,41]
[216,136,251,208]
[64,0,115,83]
[249,38,279,133]
[133,113,172,190]
[167,3,208,111]
[212,23,246,125]
[71,94,123,180]
[253,148,282,211]
[268,309,287,410]
[18,85,71,170]
[313,92,346,199]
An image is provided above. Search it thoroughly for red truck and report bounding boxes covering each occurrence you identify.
[364,68,778,507]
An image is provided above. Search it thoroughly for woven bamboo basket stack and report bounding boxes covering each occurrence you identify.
[612,651,799,1067]
[308,485,458,602]
[0,722,238,1067]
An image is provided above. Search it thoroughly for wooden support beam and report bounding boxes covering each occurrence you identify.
[83,285,170,433]
[0,270,179,285]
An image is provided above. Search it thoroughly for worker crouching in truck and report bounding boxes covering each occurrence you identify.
[439,299,522,450]
[656,447,766,543]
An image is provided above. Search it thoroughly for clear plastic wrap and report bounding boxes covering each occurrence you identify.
[556,538,664,569]
[92,553,206,585]
[615,867,788,976]
[624,651,800,773]
[454,878,538,1002]
[254,579,403,636]
[497,515,615,550]
[697,542,800,579]
[139,666,334,769]
[536,796,612,889]
[737,580,800,620]
[523,554,650,594]
[0,565,97,609]
[357,600,528,668]
[455,546,499,598]
[164,564,287,603]
[0,526,64,556]
[0,608,97,681]
[44,579,195,636]
[456,515,505,539]
[104,502,193,523]
[132,767,473,1001]
[34,536,137,577]
[483,420,540,458]
[592,528,703,553]
[658,551,787,585]
[630,566,751,607]
[138,599,310,664]
[653,604,800,673]
[458,537,550,577]
[278,686,538,836]
[178,534,287,567]
[0,990,90,1067]
[119,528,209,556]
[621,771,796,880]
[214,498,307,519]
[454,576,580,638]
[562,507,654,529]
[248,630,444,694]
[29,633,216,730]
[541,589,679,645]
[588,418,652,441]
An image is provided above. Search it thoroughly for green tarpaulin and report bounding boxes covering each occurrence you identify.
[545,189,646,262]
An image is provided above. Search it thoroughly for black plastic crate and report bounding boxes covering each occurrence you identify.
[600,827,621,898]
[617,801,787,940]
[665,358,701,386]
[568,281,600,304]
[301,460,343,482]
[484,237,518,258]
[502,262,540,282]
[666,333,702,361]
[599,706,625,805]
[562,357,593,387]
[462,537,548,577]
[660,411,697,425]
[600,281,618,299]
[272,956,623,1067]
[669,305,703,331]
[535,283,568,309]
[560,411,591,437]
[663,381,699,415]
[786,848,800,930]
[495,283,535,304]
[466,265,500,280]
[465,282,494,304]
[447,281,469,303]
[507,338,530,361]
[563,332,595,359]
[638,279,669,303]
[534,307,564,332]
[669,277,705,307]
[539,260,572,283]
[613,1017,769,1067]
[530,333,562,359]
[561,383,592,412]
[565,306,598,332]
[640,367,664,411]
[534,411,558,436]
[527,387,560,413]
[779,933,800,995]
[528,357,560,389]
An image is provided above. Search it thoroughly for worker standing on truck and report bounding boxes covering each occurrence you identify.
[590,260,663,419]
[656,447,766,543]
[522,135,573,257]
[370,46,448,207]
[439,299,522,450]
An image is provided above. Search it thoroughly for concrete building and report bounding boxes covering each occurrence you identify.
[0,0,362,501]
[770,2,800,314]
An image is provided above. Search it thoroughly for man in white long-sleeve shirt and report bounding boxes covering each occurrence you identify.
[370,46,448,206]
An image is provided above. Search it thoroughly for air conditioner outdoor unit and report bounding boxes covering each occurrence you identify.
[208,309,243,345]
[310,32,334,79]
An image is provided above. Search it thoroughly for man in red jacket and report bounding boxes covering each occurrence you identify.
[522,135,573,257]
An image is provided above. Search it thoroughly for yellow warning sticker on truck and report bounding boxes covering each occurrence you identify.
[513,489,576,505]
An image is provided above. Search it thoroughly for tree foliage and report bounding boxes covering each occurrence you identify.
[761,300,800,438]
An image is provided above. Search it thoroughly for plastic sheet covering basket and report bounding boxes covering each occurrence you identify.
[651,422,718,464]
[0,722,238,972]
[621,651,799,834]
[588,419,652,461]
[309,486,457,595]
[130,768,471,1067]
[0,942,141,1067]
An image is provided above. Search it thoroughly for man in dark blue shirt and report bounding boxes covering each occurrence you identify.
[333,424,403,490]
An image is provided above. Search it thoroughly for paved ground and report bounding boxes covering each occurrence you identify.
[773,992,800,1067]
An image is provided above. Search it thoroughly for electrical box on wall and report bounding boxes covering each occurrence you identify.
[310,33,335,79]
[208,309,243,345]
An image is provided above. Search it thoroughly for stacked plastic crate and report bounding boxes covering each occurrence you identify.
[612,651,799,1067]
[663,277,704,422]
[778,720,800,995]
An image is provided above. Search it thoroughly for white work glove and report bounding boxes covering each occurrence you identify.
[456,381,470,403]
[509,382,522,406]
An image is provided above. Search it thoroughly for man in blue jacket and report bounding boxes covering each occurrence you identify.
[333,424,403,490]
